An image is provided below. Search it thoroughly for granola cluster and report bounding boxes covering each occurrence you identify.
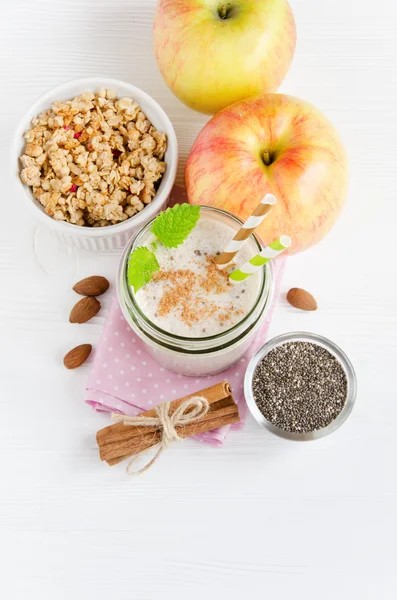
[20,90,167,226]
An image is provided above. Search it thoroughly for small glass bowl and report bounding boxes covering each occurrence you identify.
[244,331,357,441]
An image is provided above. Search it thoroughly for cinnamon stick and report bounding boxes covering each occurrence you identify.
[101,403,238,462]
[98,395,235,454]
[98,383,235,462]
[106,408,240,466]
[96,381,238,466]
[97,381,231,446]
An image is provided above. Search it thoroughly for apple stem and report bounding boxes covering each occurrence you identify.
[262,150,271,166]
[219,4,229,19]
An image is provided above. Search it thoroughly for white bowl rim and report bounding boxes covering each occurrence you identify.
[12,77,178,238]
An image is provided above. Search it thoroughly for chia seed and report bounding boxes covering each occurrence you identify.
[252,341,348,433]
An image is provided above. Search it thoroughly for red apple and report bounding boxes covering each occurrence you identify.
[185,94,349,254]
[153,0,296,115]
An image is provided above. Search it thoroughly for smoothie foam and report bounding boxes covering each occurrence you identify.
[134,213,261,337]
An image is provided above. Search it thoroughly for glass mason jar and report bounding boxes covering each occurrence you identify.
[117,206,274,377]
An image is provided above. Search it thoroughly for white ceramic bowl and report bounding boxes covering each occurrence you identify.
[13,77,178,251]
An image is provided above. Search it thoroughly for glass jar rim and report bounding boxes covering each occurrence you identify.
[244,331,357,441]
[119,205,272,344]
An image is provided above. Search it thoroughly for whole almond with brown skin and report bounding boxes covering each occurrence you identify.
[286,288,318,311]
[73,276,109,297]
[64,344,92,369]
[69,296,101,323]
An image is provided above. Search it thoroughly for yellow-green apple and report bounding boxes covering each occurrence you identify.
[185,94,348,254]
[153,0,296,115]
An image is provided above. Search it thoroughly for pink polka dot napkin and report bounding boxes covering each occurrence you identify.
[85,257,285,445]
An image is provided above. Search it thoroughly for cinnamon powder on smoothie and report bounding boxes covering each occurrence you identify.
[153,257,243,328]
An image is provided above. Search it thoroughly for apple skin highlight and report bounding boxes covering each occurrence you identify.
[185,94,349,255]
[153,0,296,114]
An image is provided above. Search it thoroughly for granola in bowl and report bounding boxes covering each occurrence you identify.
[19,89,167,227]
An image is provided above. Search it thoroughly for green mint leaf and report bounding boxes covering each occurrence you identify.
[151,241,158,251]
[151,204,200,248]
[127,247,160,293]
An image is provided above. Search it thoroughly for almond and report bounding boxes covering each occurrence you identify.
[73,276,109,297]
[64,344,92,369]
[69,296,101,323]
[286,288,318,311]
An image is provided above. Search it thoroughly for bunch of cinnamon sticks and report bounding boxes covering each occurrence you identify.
[96,381,239,466]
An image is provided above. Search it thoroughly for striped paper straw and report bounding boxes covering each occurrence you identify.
[229,235,291,282]
[215,193,276,265]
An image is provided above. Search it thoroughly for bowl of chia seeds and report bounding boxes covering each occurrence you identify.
[244,332,357,440]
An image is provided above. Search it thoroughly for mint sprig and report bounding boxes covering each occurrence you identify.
[127,247,160,293]
[151,204,200,248]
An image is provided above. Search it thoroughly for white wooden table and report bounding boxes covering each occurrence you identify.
[1,1,396,598]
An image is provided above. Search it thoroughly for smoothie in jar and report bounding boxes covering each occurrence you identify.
[117,206,273,376]
[135,216,262,337]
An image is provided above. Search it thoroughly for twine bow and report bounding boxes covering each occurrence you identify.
[111,396,209,475]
